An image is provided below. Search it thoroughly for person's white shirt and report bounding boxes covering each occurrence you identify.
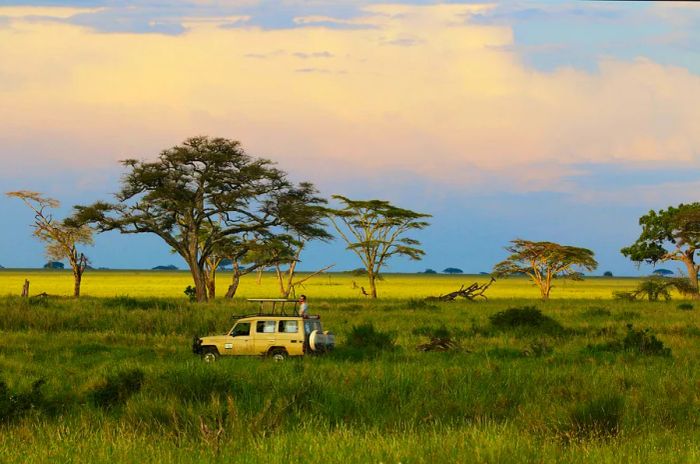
[299,301,308,316]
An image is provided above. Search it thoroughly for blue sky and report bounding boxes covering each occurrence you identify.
[1,1,700,275]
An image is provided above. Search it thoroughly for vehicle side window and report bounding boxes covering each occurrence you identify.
[231,322,251,337]
[279,320,298,333]
[304,320,321,335]
[256,320,276,333]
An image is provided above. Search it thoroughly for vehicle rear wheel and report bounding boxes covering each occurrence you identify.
[201,348,219,363]
[269,348,288,361]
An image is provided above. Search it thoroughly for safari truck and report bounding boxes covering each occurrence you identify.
[192,299,335,362]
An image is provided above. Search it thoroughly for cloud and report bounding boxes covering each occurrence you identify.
[0,5,103,19]
[293,51,334,58]
[0,3,699,198]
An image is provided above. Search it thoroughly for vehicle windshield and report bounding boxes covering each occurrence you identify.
[230,322,251,337]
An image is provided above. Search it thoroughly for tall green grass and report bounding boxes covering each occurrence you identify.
[1,292,700,462]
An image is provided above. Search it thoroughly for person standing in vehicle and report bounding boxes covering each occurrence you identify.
[298,294,309,317]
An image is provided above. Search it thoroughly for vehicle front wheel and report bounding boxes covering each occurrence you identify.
[269,349,288,361]
[201,348,219,363]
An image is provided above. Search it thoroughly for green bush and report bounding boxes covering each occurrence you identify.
[184,286,197,302]
[90,368,145,410]
[406,298,436,310]
[583,307,611,317]
[677,303,694,311]
[621,324,671,356]
[489,307,563,334]
[345,323,396,351]
[588,324,671,357]
[567,394,624,440]
[0,378,46,424]
[412,324,452,339]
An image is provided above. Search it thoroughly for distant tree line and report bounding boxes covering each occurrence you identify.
[8,136,699,301]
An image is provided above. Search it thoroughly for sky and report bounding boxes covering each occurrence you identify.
[1,0,700,275]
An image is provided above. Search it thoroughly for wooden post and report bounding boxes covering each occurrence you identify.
[21,279,30,298]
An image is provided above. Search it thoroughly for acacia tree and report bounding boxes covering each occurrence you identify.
[7,191,93,297]
[492,239,598,300]
[208,235,297,299]
[621,203,700,298]
[330,195,430,298]
[71,136,328,302]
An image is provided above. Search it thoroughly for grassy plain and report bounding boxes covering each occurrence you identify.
[1,270,699,463]
[0,269,641,299]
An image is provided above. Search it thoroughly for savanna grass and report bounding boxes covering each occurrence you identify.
[1,272,700,462]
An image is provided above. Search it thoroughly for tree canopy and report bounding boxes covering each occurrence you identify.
[621,203,700,297]
[442,267,463,274]
[71,136,328,302]
[330,195,430,298]
[492,239,598,300]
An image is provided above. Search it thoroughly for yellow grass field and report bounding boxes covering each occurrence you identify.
[0,269,643,300]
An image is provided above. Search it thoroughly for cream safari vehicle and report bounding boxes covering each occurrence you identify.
[192,299,335,362]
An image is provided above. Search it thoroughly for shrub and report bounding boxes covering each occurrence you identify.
[678,302,694,311]
[567,394,624,440]
[345,323,396,351]
[621,324,671,356]
[583,307,611,317]
[588,324,671,357]
[90,368,145,410]
[613,277,694,302]
[184,286,197,302]
[103,296,179,310]
[489,307,563,334]
[0,378,46,424]
[406,298,436,310]
[412,324,452,339]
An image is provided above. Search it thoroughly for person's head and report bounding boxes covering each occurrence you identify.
[299,295,306,302]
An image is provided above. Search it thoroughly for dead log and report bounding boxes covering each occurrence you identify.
[426,277,495,302]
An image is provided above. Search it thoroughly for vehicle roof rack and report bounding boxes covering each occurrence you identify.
[228,298,325,321]
[229,298,301,319]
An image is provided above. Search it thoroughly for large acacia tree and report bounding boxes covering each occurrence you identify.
[7,191,93,297]
[330,195,430,299]
[621,203,700,298]
[72,136,328,302]
[493,239,598,300]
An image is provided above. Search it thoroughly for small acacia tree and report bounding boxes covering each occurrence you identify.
[7,191,93,297]
[493,239,598,300]
[330,195,430,298]
[621,203,700,298]
[71,136,328,302]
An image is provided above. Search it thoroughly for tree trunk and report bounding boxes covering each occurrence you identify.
[206,268,217,300]
[73,270,82,298]
[207,277,216,299]
[189,263,209,302]
[541,286,550,301]
[225,273,240,299]
[683,257,699,299]
[368,272,378,299]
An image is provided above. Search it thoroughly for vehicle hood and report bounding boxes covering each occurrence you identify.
[200,335,230,344]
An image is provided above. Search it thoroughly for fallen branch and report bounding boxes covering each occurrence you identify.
[416,337,461,352]
[426,277,495,302]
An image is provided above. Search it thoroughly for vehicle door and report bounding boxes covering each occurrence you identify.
[226,322,253,355]
[253,320,277,355]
